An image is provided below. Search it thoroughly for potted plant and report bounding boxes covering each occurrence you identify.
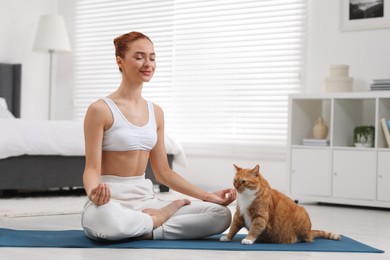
[354,125,375,147]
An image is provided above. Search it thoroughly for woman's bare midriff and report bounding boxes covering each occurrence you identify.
[101,150,150,177]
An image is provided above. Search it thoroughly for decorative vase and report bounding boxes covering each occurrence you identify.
[312,117,328,139]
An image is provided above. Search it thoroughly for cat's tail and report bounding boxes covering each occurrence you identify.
[310,230,341,241]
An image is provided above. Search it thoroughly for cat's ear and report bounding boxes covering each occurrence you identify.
[252,164,260,176]
[233,164,241,171]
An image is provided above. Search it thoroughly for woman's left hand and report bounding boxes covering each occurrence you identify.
[205,188,236,206]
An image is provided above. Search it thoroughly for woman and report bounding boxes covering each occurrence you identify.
[81,31,236,241]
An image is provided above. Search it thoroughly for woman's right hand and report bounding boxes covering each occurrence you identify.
[89,183,111,206]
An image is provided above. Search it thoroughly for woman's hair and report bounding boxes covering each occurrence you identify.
[113,31,153,59]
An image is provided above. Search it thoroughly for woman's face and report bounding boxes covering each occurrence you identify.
[117,38,156,83]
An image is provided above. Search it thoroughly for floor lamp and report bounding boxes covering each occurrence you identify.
[33,15,71,119]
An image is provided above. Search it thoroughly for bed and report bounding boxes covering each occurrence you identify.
[0,63,182,195]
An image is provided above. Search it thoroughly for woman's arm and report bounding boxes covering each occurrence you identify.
[83,100,111,205]
[149,104,236,206]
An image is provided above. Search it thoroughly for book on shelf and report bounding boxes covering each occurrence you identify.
[370,79,390,91]
[373,79,390,84]
[370,85,390,91]
[302,138,330,146]
[381,118,390,148]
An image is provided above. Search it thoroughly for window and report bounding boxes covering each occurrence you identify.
[73,0,307,155]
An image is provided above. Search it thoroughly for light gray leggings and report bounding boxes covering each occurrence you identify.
[81,175,232,241]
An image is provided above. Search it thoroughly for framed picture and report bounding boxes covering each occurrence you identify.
[340,0,390,31]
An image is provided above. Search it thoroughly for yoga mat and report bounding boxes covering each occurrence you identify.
[0,228,383,253]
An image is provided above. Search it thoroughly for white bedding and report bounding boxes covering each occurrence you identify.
[0,119,186,166]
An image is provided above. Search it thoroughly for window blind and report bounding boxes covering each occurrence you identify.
[73,0,307,153]
[73,0,175,119]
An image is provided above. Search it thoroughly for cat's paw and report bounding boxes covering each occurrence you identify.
[241,238,255,245]
[219,235,231,242]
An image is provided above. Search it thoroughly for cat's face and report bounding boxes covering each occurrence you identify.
[233,164,261,194]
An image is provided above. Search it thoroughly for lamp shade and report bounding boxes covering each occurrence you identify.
[33,15,71,52]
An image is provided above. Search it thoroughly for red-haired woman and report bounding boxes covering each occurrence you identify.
[81,32,236,241]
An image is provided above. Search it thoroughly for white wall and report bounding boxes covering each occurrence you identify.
[0,0,57,119]
[1,0,390,192]
[55,0,76,120]
[0,0,74,120]
[173,150,288,193]
[306,0,390,93]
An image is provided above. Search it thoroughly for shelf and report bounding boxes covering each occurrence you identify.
[291,145,330,149]
[288,92,390,208]
[333,98,375,147]
[378,98,390,148]
[332,146,375,151]
[290,91,390,99]
[289,98,331,146]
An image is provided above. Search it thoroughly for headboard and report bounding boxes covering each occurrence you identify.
[0,63,22,118]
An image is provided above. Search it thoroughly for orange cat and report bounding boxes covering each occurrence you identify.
[220,164,340,244]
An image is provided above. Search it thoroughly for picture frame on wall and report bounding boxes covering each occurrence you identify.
[340,0,390,31]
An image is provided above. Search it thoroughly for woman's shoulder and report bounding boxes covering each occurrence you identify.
[85,99,111,120]
[151,102,164,116]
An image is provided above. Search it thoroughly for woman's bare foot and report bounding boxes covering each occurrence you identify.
[142,199,191,229]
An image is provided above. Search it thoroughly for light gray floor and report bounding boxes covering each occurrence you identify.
[1,195,389,260]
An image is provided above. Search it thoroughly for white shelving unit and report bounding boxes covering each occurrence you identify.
[288,92,390,208]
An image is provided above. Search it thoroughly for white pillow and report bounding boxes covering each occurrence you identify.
[0,100,15,119]
[0,97,8,109]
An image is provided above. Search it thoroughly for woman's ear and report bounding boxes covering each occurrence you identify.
[116,56,123,72]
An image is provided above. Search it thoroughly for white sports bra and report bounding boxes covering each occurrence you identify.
[102,98,157,151]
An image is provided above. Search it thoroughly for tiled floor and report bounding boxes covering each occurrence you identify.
[1,193,389,260]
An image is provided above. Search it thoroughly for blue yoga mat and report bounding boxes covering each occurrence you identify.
[0,228,383,253]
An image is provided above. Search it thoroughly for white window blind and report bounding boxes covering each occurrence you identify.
[73,0,306,152]
[73,0,175,119]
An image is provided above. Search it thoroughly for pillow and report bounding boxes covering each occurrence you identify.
[0,97,8,109]
[0,101,15,119]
